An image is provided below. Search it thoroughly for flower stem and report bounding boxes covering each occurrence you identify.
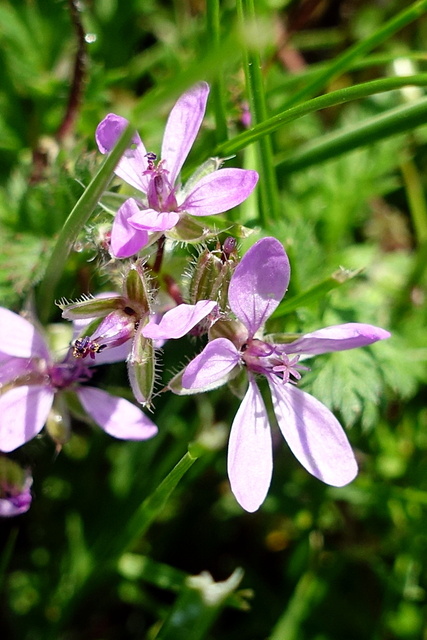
[206,0,228,144]
[236,0,280,226]
[36,123,135,323]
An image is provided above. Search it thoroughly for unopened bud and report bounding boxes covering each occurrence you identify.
[45,397,71,445]
[0,457,32,517]
[60,295,126,320]
[127,323,155,406]
[189,241,237,307]
[125,261,151,315]
[73,308,138,359]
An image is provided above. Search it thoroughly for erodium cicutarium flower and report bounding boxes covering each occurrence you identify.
[0,308,158,452]
[95,82,258,258]
[170,237,391,512]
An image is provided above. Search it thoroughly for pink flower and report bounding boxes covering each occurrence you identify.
[175,238,391,512]
[96,83,258,258]
[0,308,158,452]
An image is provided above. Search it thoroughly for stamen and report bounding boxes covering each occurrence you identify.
[72,336,106,360]
[145,152,157,170]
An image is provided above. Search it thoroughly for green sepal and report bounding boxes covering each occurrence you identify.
[60,296,127,319]
[168,361,240,396]
[125,261,151,313]
[182,157,224,196]
[167,369,199,396]
[127,323,155,406]
[208,318,247,347]
[0,457,29,492]
[188,249,222,304]
[227,368,249,401]
[45,394,71,446]
[265,332,303,345]
[166,215,218,244]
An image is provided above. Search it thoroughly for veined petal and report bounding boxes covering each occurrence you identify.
[285,323,391,356]
[228,237,290,336]
[0,385,54,452]
[142,300,217,340]
[0,354,34,384]
[161,82,210,185]
[0,308,50,360]
[181,169,258,216]
[182,338,240,392]
[268,379,358,487]
[129,208,180,232]
[77,387,158,440]
[227,378,272,512]
[95,114,149,192]
[110,198,149,258]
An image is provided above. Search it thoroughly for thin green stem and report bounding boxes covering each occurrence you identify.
[215,74,427,157]
[36,123,135,322]
[236,0,280,225]
[401,159,427,245]
[269,571,327,640]
[277,95,427,173]
[279,0,427,110]
[47,449,199,638]
[206,0,228,144]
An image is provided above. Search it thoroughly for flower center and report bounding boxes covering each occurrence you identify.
[144,152,178,212]
[48,360,93,390]
[242,339,305,383]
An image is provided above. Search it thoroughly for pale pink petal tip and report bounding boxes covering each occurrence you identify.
[142,300,217,340]
[77,387,158,441]
[227,380,273,512]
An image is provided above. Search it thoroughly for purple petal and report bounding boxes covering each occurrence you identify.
[161,82,210,185]
[0,308,50,359]
[0,354,34,384]
[90,342,132,365]
[228,237,290,336]
[227,378,272,512]
[285,323,391,356]
[0,385,54,452]
[95,114,150,192]
[181,169,258,216]
[129,208,180,232]
[142,300,217,340]
[77,387,158,440]
[268,379,358,487]
[110,198,149,258]
[182,338,240,392]
[0,493,32,517]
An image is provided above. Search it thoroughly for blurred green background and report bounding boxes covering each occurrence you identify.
[1,0,427,638]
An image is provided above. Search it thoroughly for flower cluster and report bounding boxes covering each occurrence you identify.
[0,83,391,514]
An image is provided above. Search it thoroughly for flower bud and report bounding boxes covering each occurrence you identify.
[127,323,155,406]
[0,457,32,517]
[125,261,151,315]
[73,308,138,359]
[189,249,222,304]
[189,239,238,307]
[209,318,248,349]
[45,396,71,445]
[60,295,127,320]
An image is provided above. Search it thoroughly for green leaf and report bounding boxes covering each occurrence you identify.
[301,349,385,430]
[272,268,362,318]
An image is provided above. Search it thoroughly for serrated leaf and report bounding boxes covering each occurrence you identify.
[301,349,384,430]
